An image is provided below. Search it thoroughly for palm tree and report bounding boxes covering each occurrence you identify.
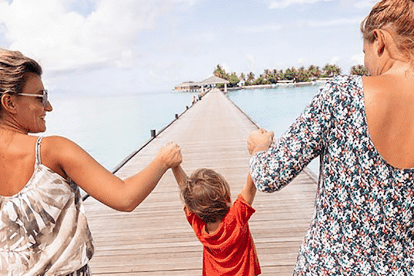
[278,69,285,80]
[239,72,245,81]
[263,69,271,79]
[214,64,226,78]
[228,72,240,86]
[247,72,255,82]
[323,64,342,77]
[350,65,369,76]
[285,67,297,81]
[331,64,342,76]
[307,65,322,80]
[296,67,311,82]
[315,66,322,78]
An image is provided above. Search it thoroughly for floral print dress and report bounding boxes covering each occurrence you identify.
[250,75,414,275]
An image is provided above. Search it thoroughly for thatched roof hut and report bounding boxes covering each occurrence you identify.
[174,81,201,92]
[200,75,230,92]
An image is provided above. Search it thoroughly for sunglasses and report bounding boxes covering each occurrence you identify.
[5,90,49,106]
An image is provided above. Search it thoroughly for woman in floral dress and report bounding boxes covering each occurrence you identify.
[248,0,414,274]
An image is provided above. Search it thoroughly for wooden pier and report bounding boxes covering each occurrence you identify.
[83,89,318,275]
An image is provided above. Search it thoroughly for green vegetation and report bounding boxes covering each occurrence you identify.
[214,65,240,88]
[213,63,369,87]
[350,65,369,76]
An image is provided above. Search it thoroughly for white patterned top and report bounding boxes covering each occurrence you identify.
[0,137,94,276]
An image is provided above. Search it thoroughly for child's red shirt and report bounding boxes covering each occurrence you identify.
[185,194,261,276]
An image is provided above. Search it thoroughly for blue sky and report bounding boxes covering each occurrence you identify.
[0,0,377,95]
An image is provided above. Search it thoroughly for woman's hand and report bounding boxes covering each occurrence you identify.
[156,142,182,169]
[247,128,274,155]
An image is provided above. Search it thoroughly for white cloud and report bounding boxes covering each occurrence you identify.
[351,52,364,65]
[330,56,340,64]
[238,18,362,34]
[0,0,198,71]
[245,54,255,72]
[241,17,361,35]
[170,0,204,6]
[301,18,362,28]
[267,0,376,11]
[353,0,377,9]
[241,24,282,34]
[267,0,333,9]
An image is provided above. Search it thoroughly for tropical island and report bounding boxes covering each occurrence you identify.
[174,64,369,92]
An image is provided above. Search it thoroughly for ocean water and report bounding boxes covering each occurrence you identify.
[227,85,321,173]
[44,91,194,170]
[44,85,321,173]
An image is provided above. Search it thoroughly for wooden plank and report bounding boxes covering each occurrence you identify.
[83,89,318,275]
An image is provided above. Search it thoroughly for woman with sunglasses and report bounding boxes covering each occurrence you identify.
[0,49,182,275]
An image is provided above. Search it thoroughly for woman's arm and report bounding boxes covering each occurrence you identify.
[249,83,333,193]
[47,136,181,212]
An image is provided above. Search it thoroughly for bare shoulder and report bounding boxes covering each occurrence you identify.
[362,75,391,107]
[362,74,414,168]
[42,135,90,165]
[43,135,74,144]
[41,136,80,156]
[40,136,83,178]
[363,74,413,96]
[362,75,384,93]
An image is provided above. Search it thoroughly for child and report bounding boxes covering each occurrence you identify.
[172,165,261,276]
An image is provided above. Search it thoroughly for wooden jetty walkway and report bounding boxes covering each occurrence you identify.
[83,89,318,275]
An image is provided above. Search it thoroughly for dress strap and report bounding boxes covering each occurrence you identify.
[35,136,44,165]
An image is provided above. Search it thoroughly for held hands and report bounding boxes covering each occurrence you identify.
[247,128,274,155]
[156,142,182,169]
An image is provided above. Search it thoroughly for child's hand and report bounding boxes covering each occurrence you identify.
[156,142,182,169]
[247,129,274,155]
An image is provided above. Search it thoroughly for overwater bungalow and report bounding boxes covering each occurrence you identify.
[174,76,230,93]
[174,81,202,92]
[200,75,230,93]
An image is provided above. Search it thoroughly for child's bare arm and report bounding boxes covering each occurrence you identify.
[172,165,188,188]
[240,173,257,206]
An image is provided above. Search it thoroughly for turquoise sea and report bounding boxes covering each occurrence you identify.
[44,91,195,169]
[44,85,321,173]
[227,85,321,173]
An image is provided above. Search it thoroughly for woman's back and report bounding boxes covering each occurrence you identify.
[296,75,414,274]
[364,72,414,169]
[0,136,94,275]
[0,133,39,196]
[0,132,69,196]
